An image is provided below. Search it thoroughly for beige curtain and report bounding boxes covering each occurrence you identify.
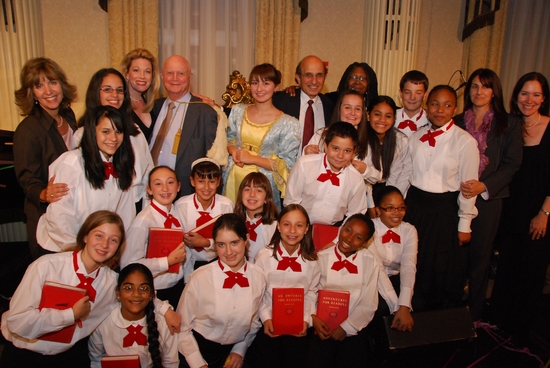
[108,0,159,68]
[461,0,509,78]
[255,0,301,88]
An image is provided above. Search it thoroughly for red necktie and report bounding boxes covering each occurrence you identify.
[302,100,314,147]
[331,247,358,274]
[123,325,148,347]
[317,155,340,186]
[276,247,302,272]
[398,119,417,131]
[194,195,214,251]
[103,162,118,180]
[246,219,262,242]
[382,229,400,244]
[150,201,181,228]
[72,251,98,302]
[219,260,250,288]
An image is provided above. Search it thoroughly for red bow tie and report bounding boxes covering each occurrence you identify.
[222,271,250,289]
[398,119,418,131]
[150,201,181,228]
[276,247,302,272]
[419,120,453,147]
[382,229,400,244]
[331,247,358,274]
[246,219,262,242]
[103,162,118,180]
[123,325,148,347]
[317,155,341,186]
[72,251,98,302]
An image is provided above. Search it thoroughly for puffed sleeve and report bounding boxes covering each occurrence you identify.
[268,115,300,197]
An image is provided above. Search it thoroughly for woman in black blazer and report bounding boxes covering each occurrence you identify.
[13,57,77,259]
[454,68,523,321]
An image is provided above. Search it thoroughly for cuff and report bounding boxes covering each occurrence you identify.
[397,286,413,310]
[458,218,472,233]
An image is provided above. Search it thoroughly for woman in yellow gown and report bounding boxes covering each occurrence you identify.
[224,64,300,208]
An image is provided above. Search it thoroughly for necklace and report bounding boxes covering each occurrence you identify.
[130,95,143,103]
[524,113,541,130]
[57,115,63,128]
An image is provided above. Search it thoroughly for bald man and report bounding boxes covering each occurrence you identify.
[272,55,334,155]
[150,55,218,197]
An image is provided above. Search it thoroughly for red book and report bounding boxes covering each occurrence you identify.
[147,228,184,273]
[37,281,87,343]
[316,289,350,331]
[189,214,222,239]
[312,224,339,252]
[101,355,140,368]
[272,287,304,335]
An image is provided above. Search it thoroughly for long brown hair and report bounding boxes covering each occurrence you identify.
[234,172,278,224]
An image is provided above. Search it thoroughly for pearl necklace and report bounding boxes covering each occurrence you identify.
[130,95,143,103]
[57,115,63,128]
[524,113,541,130]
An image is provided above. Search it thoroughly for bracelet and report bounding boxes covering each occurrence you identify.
[540,209,549,216]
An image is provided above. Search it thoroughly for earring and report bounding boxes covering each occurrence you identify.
[35,99,38,105]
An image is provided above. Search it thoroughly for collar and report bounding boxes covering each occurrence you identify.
[218,258,248,274]
[169,91,192,104]
[322,154,344,174]
[277,243,301,258]
[374,217,400,234]
[151,199,174,215]
[73,250,100,278]
[113,307,147,329]
[402,108,424,121]
[334,243,358,261]
[99,150,113,163]
[300,90,319,106]
[429,119,454,133]
[193,193,215,212]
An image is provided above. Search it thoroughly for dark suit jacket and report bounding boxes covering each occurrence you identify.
[454,112,523,200]
[152,95,218,197]
[13,107,77,222]
[272,88,334,129]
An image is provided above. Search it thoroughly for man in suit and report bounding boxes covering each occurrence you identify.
[150,55,218,197]
[272,55,334,155]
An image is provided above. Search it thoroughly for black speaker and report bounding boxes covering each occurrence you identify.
[383,306,477,350]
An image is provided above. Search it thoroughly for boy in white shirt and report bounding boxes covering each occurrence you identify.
[394,70,429,138]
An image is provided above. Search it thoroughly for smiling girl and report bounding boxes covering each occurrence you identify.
[36,106,136,253]
[120,166,187,308]
[249,204,320,368]
[224,63,300,208]
[88,263,179,367]
[176,214,266,368]
[1,211,126,367]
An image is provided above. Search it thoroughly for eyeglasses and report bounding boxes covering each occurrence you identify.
[120,285,151,294]
[100,86,125,94]
[379,206,407,213]
[349,75,367,82]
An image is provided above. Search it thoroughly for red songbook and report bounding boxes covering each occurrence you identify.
[147,228,184,273]
[189,214,222,239]
[272,287,304,335]
[101,355,140,368]
[37,281,87,343]
[316,289,350,331]
[312,224,339,252]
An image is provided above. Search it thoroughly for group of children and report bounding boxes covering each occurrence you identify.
[2,67,485,368]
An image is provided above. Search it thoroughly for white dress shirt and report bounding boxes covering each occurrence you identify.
[316,245,379,336]
[88,306,179,368]
[173,194,234,280]
[397,120,479,232]
[254,245,321,326]
[371,217,418,309]
[284,153,368,225]
[149,92,192,169]
[36,149,135,252]
[120,199,185,290]
[176,260,266,368]
[298,91,326,154]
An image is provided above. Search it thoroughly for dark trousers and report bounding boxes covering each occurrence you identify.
[179,330,235,368]
[0,337,89,368]
[305,328,369,368]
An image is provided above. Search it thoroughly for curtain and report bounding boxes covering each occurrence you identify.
[499,0,550,104]
[108,0,159,69]
[0,0,44,131]
[159,0,256,102]
[254,0,301,88]
[461,0,509,80]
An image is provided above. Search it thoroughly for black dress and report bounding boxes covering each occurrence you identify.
[491,122,550,340]
[132,110,156,143]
